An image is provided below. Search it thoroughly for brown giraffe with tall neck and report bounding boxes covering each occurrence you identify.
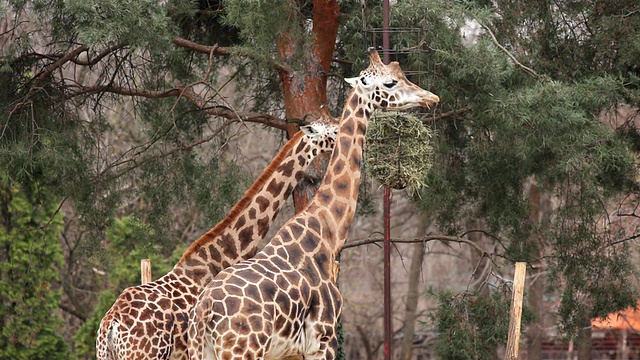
[187,49,440,360]
[96,113,338,360]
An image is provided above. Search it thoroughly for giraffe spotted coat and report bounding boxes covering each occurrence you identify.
[187,49,439,360]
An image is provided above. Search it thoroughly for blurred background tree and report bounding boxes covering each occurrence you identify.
[0,177,69,359]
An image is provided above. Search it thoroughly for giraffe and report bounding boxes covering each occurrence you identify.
[96,113,338,360]
[187,49,440,360]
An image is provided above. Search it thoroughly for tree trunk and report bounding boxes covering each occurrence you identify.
[399,215,427,360]
[467,219,491,295]
[276,0,340,212]
[577,313,592,360]
[527,266,545,360]
[466,218,497,358]
[525,180,555,360]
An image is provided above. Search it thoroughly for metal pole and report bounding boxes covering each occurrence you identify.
[382,2,392,360]
[383,187,392,360]
[383,0,391,63]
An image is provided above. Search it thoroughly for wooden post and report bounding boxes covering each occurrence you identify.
[568,339,574,360]
[504,262,527,360]
[141,259,152,284]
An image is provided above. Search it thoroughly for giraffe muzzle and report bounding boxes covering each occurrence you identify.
[419,93,440,109]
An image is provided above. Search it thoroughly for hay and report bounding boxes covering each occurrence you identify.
[365,111,434,190]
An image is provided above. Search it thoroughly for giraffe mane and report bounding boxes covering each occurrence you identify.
[178,130,306,265]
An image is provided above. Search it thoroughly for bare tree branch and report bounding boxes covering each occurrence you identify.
[33,45,88,88]
[71,44,126,66]
[609,233,640,246]
[479,22,547,80]
[172,37,290,74]
[59,304,87,321]
[65,84,288,130]
[342,234,491,258]
[67,84,181,99]
[38,197,67,231]
[172,37,231,56]
[104,118,238,181]
[175,82,288,131]
[423,105,472,124]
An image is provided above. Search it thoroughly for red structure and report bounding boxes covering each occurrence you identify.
[591,306,640,359]
[541,305,640,360]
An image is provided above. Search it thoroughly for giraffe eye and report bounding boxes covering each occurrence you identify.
[360,77,368,86]
[383,80,398,88]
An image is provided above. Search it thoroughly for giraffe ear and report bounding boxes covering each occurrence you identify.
[300,124,321,136]
[344,77,358,87]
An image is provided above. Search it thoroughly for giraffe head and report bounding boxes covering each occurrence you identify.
[298,109,339,154]
[345,49,440,110]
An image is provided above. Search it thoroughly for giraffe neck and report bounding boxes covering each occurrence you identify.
[175,131,310,285]
[305,89,371,256]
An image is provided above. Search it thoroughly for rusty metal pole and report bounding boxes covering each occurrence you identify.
[382,1,392,360]
[383,186,392,360]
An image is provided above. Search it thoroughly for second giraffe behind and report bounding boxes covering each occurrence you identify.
[97,113,338,360]
[188,49,439,360]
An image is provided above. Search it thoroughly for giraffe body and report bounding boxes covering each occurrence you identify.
[188,50,439,360]
[96,116,338,360]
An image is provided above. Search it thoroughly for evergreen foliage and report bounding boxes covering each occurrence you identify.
[223,0,304,56]
[340,0,640,350]
[0,0,248,242]
[0,178,69,359]
[175,1,241,47]
[64,0,172,49]
[430,288,515,360]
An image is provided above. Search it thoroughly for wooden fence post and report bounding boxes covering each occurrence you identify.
[505,262,527,360]
[141,259,152,284]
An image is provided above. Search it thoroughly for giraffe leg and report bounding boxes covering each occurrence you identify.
[302,283,343,360]
[187,301,214,360]
[96,317,118,360]
[300,328,339,360]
